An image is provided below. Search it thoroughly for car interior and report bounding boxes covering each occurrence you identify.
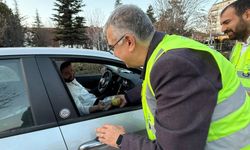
[53,59,142,115]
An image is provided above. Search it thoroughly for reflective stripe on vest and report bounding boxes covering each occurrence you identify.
[144,77,157,135]
[142,34,250,149]
[230,42,250,91]
[211,84,246,121]
[142,49,166,138]
[237,71,250,91]
[205,123,250,150]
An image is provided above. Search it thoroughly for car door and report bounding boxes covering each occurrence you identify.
[0,56,67,150]
[61,109,145,150]
[36,55,146,150]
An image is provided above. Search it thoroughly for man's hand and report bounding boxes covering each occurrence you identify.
[96,124,126,148]
[97,101,106,110]
[115,95,127,108]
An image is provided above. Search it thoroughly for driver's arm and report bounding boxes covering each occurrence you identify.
[89,102,105,113]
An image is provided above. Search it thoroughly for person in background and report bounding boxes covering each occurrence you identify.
[96,4,250,150]
[220,0,250,94]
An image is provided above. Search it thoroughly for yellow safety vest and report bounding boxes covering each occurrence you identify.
[230,42,250,92]
[142,35,250,149]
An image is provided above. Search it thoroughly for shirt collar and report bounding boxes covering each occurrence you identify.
[239,36,250,46]
[246,36,250,45]
[67,79,77,85]
[141,31,166,79]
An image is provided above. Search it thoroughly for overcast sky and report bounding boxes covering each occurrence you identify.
[5,0,153,27]
[5,0,220,27]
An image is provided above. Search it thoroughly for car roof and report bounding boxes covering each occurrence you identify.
[0,47,119,60]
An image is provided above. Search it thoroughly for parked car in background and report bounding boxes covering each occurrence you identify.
[0,48,145,150]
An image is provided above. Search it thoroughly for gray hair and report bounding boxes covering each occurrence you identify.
[104,4,155,41]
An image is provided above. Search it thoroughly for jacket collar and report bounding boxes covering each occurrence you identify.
[141,31,166,79]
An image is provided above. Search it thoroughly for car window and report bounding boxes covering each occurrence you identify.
[56,59,141,117]
[0,59,34,133]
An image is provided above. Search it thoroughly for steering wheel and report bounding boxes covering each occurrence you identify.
[98,70,113,94]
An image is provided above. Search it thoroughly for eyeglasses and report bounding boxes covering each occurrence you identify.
[108,34,126,51]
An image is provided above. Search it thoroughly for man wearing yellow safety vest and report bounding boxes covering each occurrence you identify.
[220,0,250,94]
[96,4,250,150]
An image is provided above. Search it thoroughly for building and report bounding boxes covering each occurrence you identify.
[25,28,60,47]
[208,0,236,35]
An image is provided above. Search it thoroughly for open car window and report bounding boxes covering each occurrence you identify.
[54,58,142,117]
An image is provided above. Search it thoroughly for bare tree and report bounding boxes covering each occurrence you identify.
[154,0,208,36]
[86,9,105,27]
[25,9,54,47]
[114,0,122,8]
[85,9,108,50]
[25,27,60,47]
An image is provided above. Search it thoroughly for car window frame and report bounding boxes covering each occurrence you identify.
[36,54,142,126]
[0,55,57,138]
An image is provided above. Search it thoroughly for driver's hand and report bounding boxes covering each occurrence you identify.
[97,102,106,110]
[115,95,127,108]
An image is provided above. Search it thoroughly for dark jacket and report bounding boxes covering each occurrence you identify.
[123,32,222,150]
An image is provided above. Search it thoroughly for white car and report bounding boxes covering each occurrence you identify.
[0,48,145,150]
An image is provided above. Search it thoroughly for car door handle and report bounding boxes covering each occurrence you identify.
[79,138,104,150]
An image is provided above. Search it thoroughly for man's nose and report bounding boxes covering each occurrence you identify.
[221,25,227,33]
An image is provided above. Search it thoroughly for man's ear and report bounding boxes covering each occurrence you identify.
[243,9,250,21]
[125,34,136,53]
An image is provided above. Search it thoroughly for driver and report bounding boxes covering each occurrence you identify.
[60,61,123,115]
[60,61,105,115]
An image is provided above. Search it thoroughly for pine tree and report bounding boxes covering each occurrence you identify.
[13,0,20,18]
[52,0,88,48]
[146,5,156,24]
[12,0,24,46]
[30,9,48,47]
[73,16,88,48]
[0,2,24,47]
[34,9,42,28]
[114,0,122,8]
